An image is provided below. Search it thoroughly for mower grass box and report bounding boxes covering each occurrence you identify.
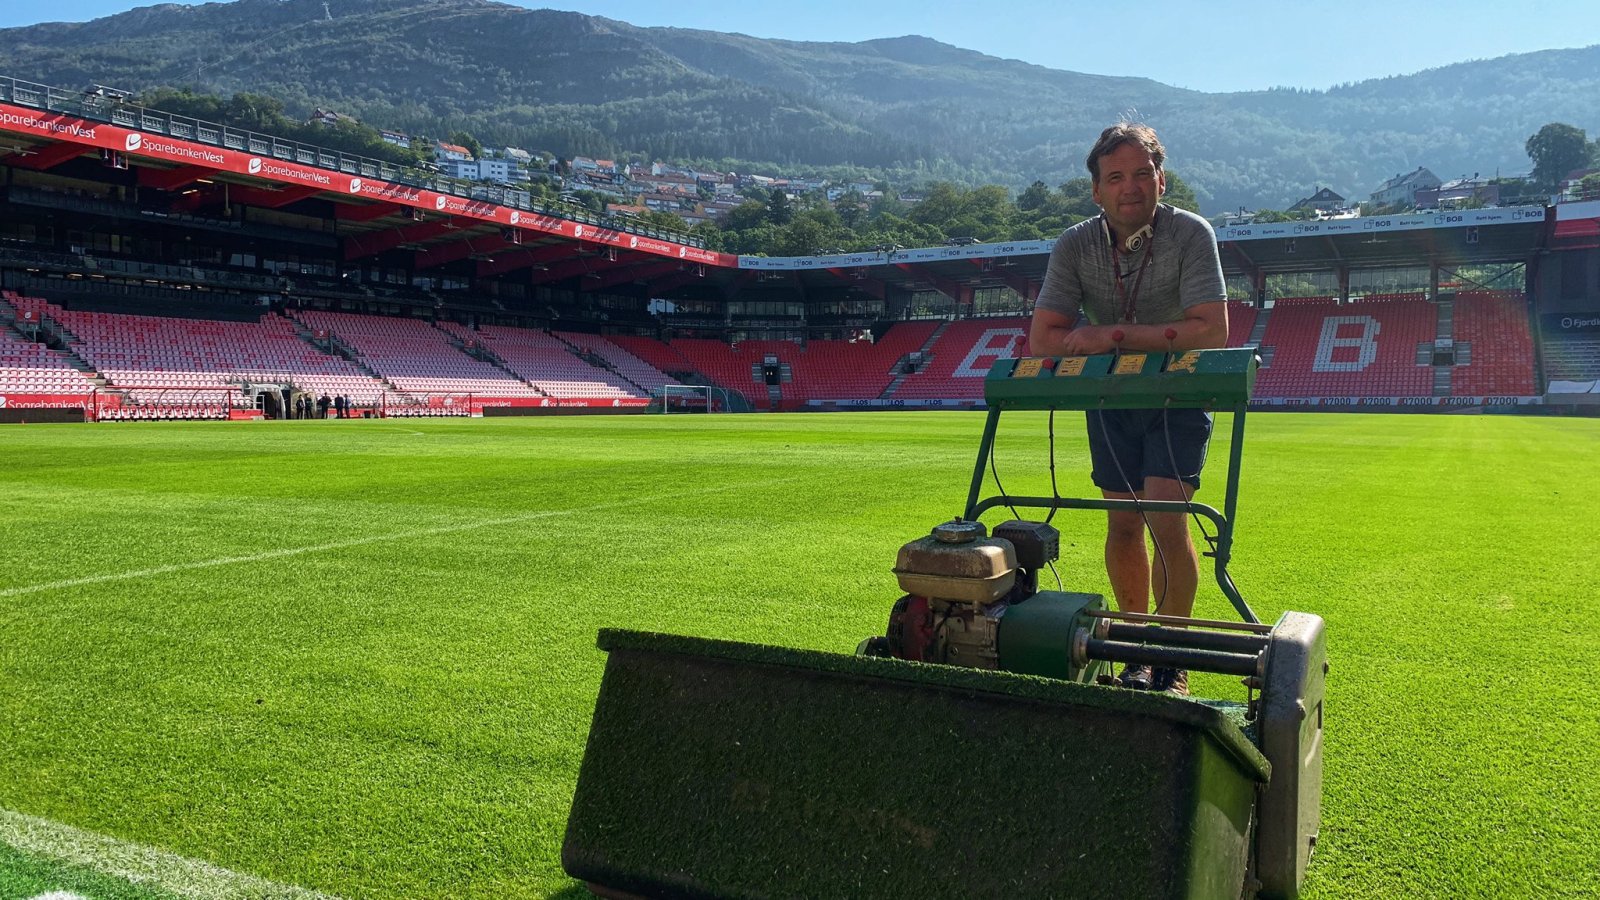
[562,629,1268,900]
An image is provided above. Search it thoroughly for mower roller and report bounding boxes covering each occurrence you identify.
[563,347,1325,899]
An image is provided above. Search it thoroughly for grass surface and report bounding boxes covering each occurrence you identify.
[1,412,1597,898]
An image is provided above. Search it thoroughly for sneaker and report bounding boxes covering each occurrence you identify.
[1151,667,1190,696]
[1117,664,1153,690]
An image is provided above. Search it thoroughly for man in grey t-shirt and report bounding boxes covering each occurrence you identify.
[1029,123,1228,696]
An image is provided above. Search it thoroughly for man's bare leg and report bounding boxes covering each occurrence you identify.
[1103,490,1150,614]
[1142,476,1200,694]
[1142,476,1200,619]
[1104,490,1155,689]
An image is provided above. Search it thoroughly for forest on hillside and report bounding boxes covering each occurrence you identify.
[6,0,1599,216]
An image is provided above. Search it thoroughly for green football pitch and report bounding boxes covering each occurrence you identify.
[1,412,1596,898]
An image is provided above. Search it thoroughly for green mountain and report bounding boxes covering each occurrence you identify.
[6,0,1598,213]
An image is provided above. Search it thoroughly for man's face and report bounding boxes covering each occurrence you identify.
[1091,142,1166,236]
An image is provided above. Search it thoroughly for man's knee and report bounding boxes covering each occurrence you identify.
[1106,510,1145,545]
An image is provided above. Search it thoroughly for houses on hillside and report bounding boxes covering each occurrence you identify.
[1370,167,1442,208]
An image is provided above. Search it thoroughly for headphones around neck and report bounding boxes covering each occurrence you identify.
[1101,209,1156,254]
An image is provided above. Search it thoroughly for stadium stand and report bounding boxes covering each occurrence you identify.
[0,296,98,397]
[1254,295,1434,397]
[1228,301,1259,348]
[733,339,807,406]
[555,331,678,397]
[5,293,386,408]
[431,321,641,400]
[791,321,941,401]
[1543,333,1600,383]
[292,311,543,400]
[1450,291,1537,396]
[670,338,769,402]
[607,336,698,381]
[893,317,1030,400]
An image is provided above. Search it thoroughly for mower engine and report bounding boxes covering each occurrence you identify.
[866,517,1110,683]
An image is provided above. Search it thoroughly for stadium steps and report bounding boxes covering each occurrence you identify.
[1436,298,1455,342]
[429,322,537,390]
[57,347,105,385]
[0,317,29,344]
[605,336,704,385]
[562,333,680,398]
[1433,365,1452,396]
[1247,307,1271,345]
[879,320,952,399]
[919,320,951,354]
[878,321,951,399]
[548,332,651,397]
[292,329,400,394]
[0,310,104,389]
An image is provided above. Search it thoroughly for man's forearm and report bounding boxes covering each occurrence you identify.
[1047,316,1226,356]
[1088,318,1226,352]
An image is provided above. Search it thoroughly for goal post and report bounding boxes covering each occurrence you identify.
[90,386,242,422]
[381,391,478,418]
[657,384,734,414]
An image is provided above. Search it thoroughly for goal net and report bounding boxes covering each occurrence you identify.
[381,391,479,418]
[656,384,734,414]
[90,386,241,422]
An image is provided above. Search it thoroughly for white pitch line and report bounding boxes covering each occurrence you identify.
[0,478,796,600]
[0,808,337,899]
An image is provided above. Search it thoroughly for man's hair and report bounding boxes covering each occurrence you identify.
[1086,123,1166,182]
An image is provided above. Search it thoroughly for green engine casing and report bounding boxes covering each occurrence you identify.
[997,590,1106,682]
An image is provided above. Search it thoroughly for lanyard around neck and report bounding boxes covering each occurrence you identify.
[1106,214,1157,324]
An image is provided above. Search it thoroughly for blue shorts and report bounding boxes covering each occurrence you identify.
[1086,408,1212,492]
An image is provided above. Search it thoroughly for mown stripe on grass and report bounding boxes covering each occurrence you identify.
[0,476,799,600]
[0,808,336,899]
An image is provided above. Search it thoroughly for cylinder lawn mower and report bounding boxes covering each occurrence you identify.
[563,346,1325,900]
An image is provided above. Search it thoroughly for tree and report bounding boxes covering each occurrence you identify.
[225,92,289,133]
[566,190,605,213]
[1018,180,1052,212]
[1162,172,1200,213]
[1526,123,1588,189]
[722,200,769,232]
[766,188,794,226]
[908,181,964,225]
[834,190,867,230]
[450,130,484,159]
[637,209,690,231]
[774,216,831,257]
[1057,178,1100,219]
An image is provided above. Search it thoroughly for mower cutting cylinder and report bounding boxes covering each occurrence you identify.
[563,630,1268,900]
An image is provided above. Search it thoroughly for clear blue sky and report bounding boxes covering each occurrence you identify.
[5,0,1598,93]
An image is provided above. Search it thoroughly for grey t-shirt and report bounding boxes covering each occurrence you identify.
[1036,204,1226,326]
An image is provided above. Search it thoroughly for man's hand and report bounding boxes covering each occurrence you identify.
[1030,302,1228,357]
[1060,324,1119,356]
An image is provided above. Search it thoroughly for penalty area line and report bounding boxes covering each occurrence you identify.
[0,477,801,600]
[0,808,338,899]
